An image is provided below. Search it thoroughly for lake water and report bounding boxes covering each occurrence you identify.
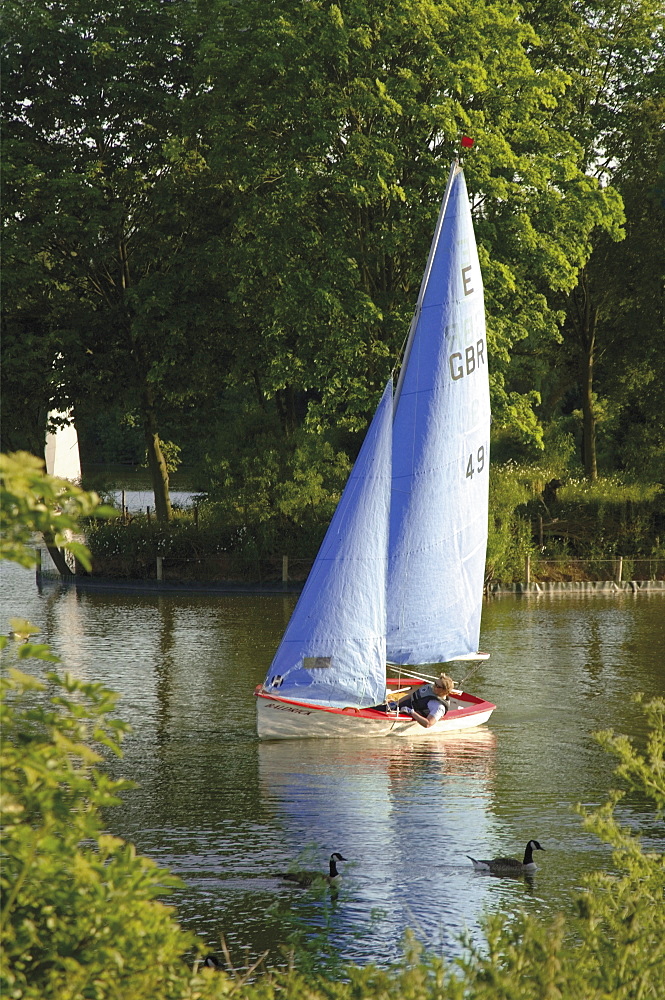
[1,561,664,971]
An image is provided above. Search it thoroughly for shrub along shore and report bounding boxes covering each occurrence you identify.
[67,472,665,588]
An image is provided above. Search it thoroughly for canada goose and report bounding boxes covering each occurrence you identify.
[467,839,545,873]
[280,852,347,887]
[7,618,39,643]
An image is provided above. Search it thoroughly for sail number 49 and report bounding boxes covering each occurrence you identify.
[466,446,486,479]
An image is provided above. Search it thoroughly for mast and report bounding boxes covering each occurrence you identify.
[387,161,489,664]
[393,160,462,410]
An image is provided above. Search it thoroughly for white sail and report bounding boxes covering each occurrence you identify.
[256,161,494,738]
[387,165,490,664]
[263,381,393,708]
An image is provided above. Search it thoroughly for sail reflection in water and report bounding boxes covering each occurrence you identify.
[259,728,499,960]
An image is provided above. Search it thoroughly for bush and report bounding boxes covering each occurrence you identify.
[0,668,205,999]
[486,462,535,584]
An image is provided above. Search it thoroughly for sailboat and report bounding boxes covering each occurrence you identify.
[42,409,83,576]
[45,409,82,484]
[255,160,495,739]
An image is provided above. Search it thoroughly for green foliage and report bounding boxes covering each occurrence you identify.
[1,0,225,511]
[520,0,665,479]
[0,446,232,998]
[85,503,329,581]
[486,463,535,584]
[489,465,665,577]
[538,477,665,559]
[449,697,665,1000]
[0,669,203,1000]
[144,439,182,476]
[557,477,663,505]
[202,418,350,531]
[84,510,245,578]
[0,452,112,571]
[85,433,347,569]
[4,0,662,492]
[82,464,665,583]
[591,696,665,814]
[193,0,624,451]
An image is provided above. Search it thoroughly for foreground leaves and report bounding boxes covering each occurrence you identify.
[0,452,112,571]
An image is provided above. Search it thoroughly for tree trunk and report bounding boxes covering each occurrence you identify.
[580,336,597,481]
[119,236,173,522]
[573,268,598,481]
[141,381,172,523]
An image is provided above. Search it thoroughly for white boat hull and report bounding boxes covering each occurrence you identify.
[256,689,495,740]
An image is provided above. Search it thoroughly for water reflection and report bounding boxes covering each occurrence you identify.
[257,730,503,959]
[469,868,536,893]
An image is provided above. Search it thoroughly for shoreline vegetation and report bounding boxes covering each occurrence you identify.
[42,468,665,589]
[3,667,664,1000]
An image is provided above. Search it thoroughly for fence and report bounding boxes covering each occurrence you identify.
[522,556,665,584]
[153,553,314,585]
[38,544,665,588]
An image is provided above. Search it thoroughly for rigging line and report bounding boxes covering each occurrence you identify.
[393,159,460,411]
[389,660,485,688]
[458,658,486,686]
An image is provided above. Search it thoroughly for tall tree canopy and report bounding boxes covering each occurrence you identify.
[3,0,662,509]
[1,0,229,519]
[522,0,665,478]
[192,0,623,448]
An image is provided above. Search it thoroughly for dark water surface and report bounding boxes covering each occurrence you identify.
[2,562,664,968]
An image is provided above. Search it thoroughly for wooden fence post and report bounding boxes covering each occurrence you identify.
[615,556,623,583]
[156,556,163,581]
[525,554,531,586]
[282,555,289,583]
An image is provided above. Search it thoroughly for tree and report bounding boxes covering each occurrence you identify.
[0,452,105,570]
[1,0,229,520]
[0,455,220,997]
[590,87,665,479]
[522,0,665,478]
[191,0,623,452]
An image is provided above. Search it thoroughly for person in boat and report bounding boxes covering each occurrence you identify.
[376,673,455,727]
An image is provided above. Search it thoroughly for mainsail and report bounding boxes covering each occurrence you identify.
[387,165,490,664]
[264,381,394,708]
[261,161,490,713]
